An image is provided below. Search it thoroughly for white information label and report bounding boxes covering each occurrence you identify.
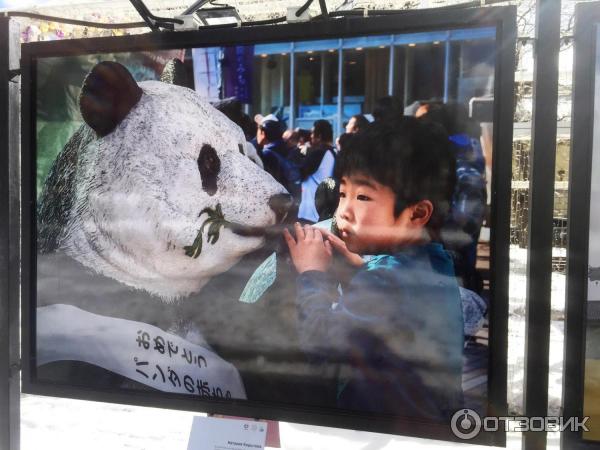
[187,416,267,450]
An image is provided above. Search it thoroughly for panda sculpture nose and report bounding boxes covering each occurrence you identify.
[268,193,297,223]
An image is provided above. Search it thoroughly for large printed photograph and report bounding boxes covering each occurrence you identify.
[33,25,499,434]
[583,24,600,443]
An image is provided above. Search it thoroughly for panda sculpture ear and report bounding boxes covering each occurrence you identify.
[160,58,190,88]
[79,61,143,137]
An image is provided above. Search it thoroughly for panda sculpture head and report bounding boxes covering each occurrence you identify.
[38,61,293,301]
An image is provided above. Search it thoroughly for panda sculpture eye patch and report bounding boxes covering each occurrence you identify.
[197,144,221,196]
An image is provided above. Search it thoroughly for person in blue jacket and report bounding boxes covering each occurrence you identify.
[418,101,487,294]
[283,117,464,421]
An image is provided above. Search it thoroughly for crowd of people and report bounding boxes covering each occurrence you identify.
[213,98,487,419]
[217,97,487,294]
[216,95,490,419]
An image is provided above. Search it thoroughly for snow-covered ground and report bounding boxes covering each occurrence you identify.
[21,394,557,450]
[507,247,567,417]
[19,394,561,450]
[20,246,566,449]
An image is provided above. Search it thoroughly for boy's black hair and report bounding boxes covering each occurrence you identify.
[312,119,333,143]
[334,116,456,236]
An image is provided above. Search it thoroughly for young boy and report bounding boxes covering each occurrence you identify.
[283,117,464,421]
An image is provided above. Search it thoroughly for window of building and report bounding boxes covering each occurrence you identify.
[252,53,290,123]
[294,50,339,132]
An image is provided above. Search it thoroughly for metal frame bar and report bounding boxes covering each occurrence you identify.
[319,52,325,118]
[127,0,182,31]
[183,0,212,16]
[337,38,343,137]
[443,32,451,103]
[522,1,561,449]
[128,0,159,31]
[279,56,285,117]
[20,7,515,444]
[290,42,296,129]
[487,6,516,428]
[0,15,20,450]
[388,35,395,97]
[562,2,600,449]
[404,44,413,107]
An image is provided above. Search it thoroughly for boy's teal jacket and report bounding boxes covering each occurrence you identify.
[296,242,464,420]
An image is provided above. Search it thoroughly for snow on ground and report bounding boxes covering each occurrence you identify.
[507,247,566,416]
[21,246,566,449]
[507,247,566,316]
[20,394,561,450]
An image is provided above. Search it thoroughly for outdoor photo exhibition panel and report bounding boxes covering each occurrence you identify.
[564,2,600,448]
[20,6,516,445]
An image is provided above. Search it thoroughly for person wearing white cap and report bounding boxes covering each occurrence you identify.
[255,114,296,194]
[254,113,279,124]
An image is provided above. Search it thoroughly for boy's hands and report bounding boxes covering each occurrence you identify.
[283,223,333,273]
[283,223,365,274]
[321,230,364,267]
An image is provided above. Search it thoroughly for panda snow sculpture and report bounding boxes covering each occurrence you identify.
[35,61,314,404]
[39,61,292,299]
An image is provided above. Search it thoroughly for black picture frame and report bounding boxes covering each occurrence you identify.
[20,6,516,445]
[563,2,600,449]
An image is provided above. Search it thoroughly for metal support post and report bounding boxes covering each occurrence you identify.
[0,15,21,450]
[561,3,600,449]
[337,39,343,137]
[523,1,561,449]
[290,42,296,129]
[388,36,395,97]
[443,33,451,103]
